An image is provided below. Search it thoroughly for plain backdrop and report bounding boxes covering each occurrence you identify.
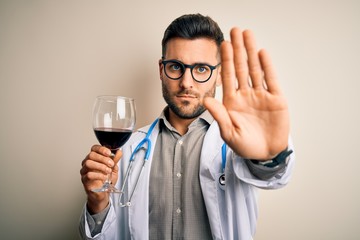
[1,0,359,239]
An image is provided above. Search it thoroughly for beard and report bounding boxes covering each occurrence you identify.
[162,81,216,119]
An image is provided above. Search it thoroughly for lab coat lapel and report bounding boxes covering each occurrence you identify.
[128,122,160,240]
[200,121,224,181]
[200,121,225,240]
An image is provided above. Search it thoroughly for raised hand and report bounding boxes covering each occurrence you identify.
[204,27,290,160]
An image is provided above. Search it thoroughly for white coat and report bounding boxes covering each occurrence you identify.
[80,120,295,240]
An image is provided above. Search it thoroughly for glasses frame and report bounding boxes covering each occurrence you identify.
[161,59,221,83]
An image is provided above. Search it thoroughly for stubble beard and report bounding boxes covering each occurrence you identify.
[162,81,216,119]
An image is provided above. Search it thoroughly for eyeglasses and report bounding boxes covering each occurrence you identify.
[161,59,221,83]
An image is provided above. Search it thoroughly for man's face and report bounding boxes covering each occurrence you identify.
[159,38,221,119]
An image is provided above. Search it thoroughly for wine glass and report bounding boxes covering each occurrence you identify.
[91,95,136,193]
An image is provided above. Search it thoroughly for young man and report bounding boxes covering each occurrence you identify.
[80,14,294,240]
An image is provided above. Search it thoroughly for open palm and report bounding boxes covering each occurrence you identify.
[204,28,289,160]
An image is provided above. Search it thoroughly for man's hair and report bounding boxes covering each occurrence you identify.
[161,13,224,57]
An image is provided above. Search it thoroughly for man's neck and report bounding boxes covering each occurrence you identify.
[167,109,196,136]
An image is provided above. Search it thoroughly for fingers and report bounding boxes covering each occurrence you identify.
[81,164,119,185]
[259,49,281,94]
[242,30,263,89]
[83,145,115,167]
[80,158,113,176]
[220,41,237,96]
[91,145,112,158]
[80,145,122,192]
[230,28,249,89]
[225,27,278,93]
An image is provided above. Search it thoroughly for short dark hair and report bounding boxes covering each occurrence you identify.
[161,13,224,57]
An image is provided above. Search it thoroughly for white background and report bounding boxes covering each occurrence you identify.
[0,0,359,239]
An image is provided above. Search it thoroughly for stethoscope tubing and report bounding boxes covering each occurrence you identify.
[118,119,159,207]
[219,142,227,186]
[118,118,227,206]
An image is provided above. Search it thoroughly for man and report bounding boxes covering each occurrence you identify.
[79,13,294,240]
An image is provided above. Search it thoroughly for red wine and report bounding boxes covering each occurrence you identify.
[94,128,132,153]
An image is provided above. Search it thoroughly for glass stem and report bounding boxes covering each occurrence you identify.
[106,152,116,184]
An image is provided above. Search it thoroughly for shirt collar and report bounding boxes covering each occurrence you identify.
[158,107,214,133]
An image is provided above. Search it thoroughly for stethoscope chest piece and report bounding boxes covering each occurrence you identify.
[219,173,225,186]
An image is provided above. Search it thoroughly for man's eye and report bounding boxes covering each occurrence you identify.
[170,64,181,71]
[195,65,209,74]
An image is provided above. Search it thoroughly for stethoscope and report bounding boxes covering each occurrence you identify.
[118,118,159,207]
[219,142,227,186]
[118,118,227,207]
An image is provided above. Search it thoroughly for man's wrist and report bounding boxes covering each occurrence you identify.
[245,148,293,180]
[87,196,109,215]
[250,147,293,168]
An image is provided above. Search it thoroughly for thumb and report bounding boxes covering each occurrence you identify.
[113,149,123,164]
[203,97,232,136]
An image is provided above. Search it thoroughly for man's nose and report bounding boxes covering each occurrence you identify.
[179,68,194,88]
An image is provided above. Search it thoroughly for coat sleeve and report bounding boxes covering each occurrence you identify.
[79,198,119,240]
[230,137,295,189]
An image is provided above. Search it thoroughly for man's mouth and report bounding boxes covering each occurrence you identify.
[177,94,196,99]
[176,90,198,99]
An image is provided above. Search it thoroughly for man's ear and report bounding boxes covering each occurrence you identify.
[159,59,164,81]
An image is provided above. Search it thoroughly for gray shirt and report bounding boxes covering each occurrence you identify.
[149,109,213,239]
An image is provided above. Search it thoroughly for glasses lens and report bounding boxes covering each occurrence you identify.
[164,61,184,79]
[163,60,215,82]
[192,64,212,82]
